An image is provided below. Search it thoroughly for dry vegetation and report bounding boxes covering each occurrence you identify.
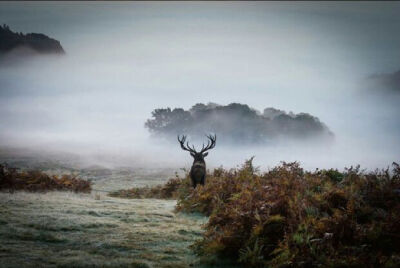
[183,160,400,267]
[120,159,400,267]
[109,178,185,200]
[0,163,91,193]
[2,157,399,267]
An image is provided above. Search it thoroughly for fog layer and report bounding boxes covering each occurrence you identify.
[0,2,399,170]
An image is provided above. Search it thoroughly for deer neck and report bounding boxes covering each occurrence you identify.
[193,159,205,167]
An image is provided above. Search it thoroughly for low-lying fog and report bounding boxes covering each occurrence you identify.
[1,2,399,171]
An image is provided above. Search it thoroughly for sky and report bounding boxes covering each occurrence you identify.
[0,2,399,170]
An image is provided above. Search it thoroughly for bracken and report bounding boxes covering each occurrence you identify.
[0,163,91,193]
[174,160,400,267]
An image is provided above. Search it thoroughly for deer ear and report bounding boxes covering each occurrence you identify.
[190,152,195,157]
[203,152,208,157]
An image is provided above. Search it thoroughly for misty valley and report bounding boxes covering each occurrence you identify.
[1,2,400,268]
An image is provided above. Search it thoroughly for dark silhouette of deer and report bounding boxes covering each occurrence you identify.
[178,134,216,188]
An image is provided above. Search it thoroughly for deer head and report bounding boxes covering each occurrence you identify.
[177,134,216,163]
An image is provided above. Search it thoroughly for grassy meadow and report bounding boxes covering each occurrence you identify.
[0,191,209,268]
[0,153,213,268]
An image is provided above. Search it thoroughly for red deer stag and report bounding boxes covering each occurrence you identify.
[178,134,216,188]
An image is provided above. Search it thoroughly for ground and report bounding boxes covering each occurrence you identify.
[0,191,207,268]
[0,154,212,268]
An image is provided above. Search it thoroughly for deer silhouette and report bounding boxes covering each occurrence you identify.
[178,134,216,188]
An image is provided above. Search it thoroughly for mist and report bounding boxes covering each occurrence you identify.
[1,2,399,171]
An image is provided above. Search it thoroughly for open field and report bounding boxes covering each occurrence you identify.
[0,151,217,267]
[0,191,208,268]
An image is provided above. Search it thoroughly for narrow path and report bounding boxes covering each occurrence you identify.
[0,192,207,268]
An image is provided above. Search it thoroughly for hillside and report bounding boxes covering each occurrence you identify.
[0,24,65,55]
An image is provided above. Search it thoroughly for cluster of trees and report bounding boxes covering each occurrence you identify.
[145,103,333,145]
[0,24,65,55]
[368,69,400,93]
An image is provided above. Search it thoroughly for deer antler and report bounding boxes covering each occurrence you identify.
[178,135,197,153]
[200,134,217,153]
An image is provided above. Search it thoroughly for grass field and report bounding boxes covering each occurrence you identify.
[0,150,217,268]
[0,191,209,268]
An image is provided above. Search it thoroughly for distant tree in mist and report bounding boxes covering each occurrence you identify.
[145,103,333,145]
[367,69,400,93]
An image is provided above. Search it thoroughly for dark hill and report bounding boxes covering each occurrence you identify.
[0,24,65,55]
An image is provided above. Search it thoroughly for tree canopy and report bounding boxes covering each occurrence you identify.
[145,103,333,145]
[0,24,64,55]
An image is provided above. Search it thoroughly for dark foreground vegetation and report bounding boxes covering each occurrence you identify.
[113,160,400,267]
[0,163,91,193]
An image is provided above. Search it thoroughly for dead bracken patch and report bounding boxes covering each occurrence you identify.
[0,163,91,193]
[176,160,400,267]
[109,177,185,199]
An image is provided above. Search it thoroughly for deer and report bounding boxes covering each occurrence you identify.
[178,134,216,188]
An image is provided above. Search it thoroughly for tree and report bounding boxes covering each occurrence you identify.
[144,103,333,145]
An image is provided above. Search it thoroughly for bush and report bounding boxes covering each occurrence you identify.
[0,163,91,193]
[109,177,188,199]
[175,160,400,267]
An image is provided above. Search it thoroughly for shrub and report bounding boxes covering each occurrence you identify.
[0,163,91,193]
[109,177,188,199]
[175,159,400,267]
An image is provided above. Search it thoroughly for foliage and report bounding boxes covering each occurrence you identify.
[144,103,333,145]
[0,163,91,193]
[109,177,188,199]
[0,24,65,54]
[174,159,400,267]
